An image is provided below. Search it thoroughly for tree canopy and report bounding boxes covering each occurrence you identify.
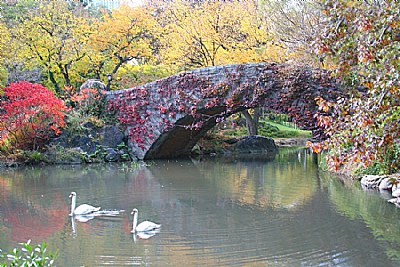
[7,0,90,93]
[86,4,155,90]
[0,0,316,92]
[153,0,285,71]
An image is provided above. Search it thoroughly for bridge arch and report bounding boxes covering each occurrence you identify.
[107,63,343,160]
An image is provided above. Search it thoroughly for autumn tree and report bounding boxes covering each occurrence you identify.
[0,0,40,87]
[153,0,282,71]
[86,4,155,90]
[0,20,10,88]
[9,0,91,94]
[260,0,325,67]
[310,0,400,174]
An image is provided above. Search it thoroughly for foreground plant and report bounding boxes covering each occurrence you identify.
[0,240,56,267]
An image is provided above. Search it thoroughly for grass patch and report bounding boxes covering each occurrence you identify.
[261,120,311,138]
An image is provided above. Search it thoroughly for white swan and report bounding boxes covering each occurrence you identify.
[131,208,161,233]
[69,192,101,216]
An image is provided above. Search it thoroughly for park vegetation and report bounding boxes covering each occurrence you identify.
[0,0,398,176]
[309,0,400,175]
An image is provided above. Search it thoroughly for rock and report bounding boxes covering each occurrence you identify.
[213,135,279,161]
[388,197,400,208]
[80,79,106,91]
[73,135,97,154]
[231,136,278,154]
[46,123,132,164]
[388,198,399,204]
[82,121,100,138]
[191,144,201,155]
[44,147,84,164]
[104,148,120,162]
[392,182,400,192]
[51,134,97,154]
[100,125,125,148]
[378,177,393,191]
[224,138,239,144]
[360,175,385,189]
[392,189,400,198]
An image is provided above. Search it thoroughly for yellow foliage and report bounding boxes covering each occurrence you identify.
[87,4,155,83]
[0,21,9,87]
[11,0,92,92]
[0,21,9,59]
[154,0,279,70]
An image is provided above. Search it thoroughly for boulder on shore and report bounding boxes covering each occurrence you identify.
[80,79,106,91]
[214,135,279,161]
[230,135,278,154]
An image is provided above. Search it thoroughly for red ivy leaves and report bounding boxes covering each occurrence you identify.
[107,72,261,150]
[0,81,67,152]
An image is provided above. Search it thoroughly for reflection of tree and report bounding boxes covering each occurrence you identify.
[0,173,68,243]
[321,172,400,263]
[197,148,319,210]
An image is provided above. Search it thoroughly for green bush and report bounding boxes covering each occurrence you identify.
[0,240,56,267]
[355,144,400,176]
[23,150,47,164]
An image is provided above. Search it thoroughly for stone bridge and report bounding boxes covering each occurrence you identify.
[106,62,343,160]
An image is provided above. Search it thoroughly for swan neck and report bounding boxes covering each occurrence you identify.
[132,212,138,232]
[70,195,76,215]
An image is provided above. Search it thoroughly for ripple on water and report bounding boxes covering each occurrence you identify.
[95,255,144,266]
[154,206,354,266]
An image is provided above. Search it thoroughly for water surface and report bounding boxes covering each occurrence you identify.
[0,148,399,266]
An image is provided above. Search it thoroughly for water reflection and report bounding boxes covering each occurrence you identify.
[320,172,400,262]
[73,214,95,223]
[0,148,399,266]
[133,228,161,242]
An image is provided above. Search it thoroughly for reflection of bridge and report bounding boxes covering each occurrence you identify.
[107,63,343,160]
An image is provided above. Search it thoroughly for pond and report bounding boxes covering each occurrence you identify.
[0,148,400,266]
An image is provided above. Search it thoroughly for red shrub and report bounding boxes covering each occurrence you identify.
[0,81,67,152]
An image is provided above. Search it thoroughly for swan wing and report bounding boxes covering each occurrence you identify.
[136,221,161,232]
[74,204,101,215]
[91,209,125,216]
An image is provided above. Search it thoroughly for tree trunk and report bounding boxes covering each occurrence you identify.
[107,57,125,91]
[48,71,60,94]
[242,108,261,136]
